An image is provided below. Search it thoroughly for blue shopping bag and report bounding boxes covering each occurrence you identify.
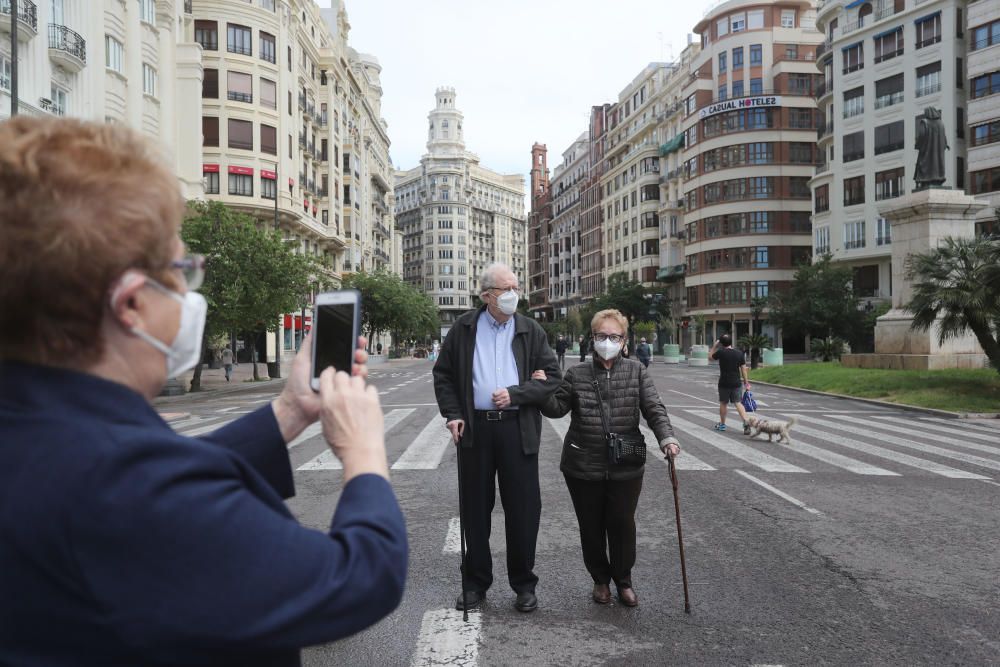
[741,389,757,413]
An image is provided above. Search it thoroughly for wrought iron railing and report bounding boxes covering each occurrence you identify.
[48,23,86,63]
[1,0,37,31]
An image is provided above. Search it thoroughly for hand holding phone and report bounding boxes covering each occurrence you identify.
[310,289,363,391]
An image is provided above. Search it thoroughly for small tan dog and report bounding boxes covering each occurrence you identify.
[745,414,798,444]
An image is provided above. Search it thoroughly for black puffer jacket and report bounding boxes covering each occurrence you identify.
[541,356,678,481]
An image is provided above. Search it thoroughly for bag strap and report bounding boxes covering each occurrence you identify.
[591,365,613,439]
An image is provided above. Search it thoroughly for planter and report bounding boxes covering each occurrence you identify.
[762,348,784,366]
[689,344,709,366]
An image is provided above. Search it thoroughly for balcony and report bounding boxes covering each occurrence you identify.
[298,133,306,150]
[874,91,903,109]
[817,120,834,140]
[0,0,38,41]
[227,91,252,103]
[48,23,86,72]
[815,40,830,62]
[298,92,306,110]
[916,80,941,98]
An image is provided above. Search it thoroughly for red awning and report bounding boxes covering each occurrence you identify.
[283,314,313,330]
[261,169,276,180]
[228,165,254,175]
[203,164,219,173]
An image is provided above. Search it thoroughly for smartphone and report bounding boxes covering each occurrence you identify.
[310,289,362,391]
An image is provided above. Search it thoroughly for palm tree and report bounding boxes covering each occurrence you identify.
[738,333,772,369]
[905,235,1000,374]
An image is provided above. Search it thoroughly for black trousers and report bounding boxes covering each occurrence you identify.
[563,473,643,588]
[459,413,540,594]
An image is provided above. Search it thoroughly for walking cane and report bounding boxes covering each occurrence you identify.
[455,435,469,622]
[666,452,691,613]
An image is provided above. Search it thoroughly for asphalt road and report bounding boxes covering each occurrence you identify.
[156,358,1000,666]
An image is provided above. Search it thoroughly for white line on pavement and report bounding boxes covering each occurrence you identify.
[669,415,808,473]
[391,416,452,470]
[668,389,720,405]
[299,409,416,471]
[287,423,322,450]
[181,418,239,437]
[443,517,461,554]
[639,423,715,470]
[924,417,1000,435]
[170,415,223,431]
[735,470,824,516]
[686,411,898,476]
[410,608,480,667]
[867,416,1000,449]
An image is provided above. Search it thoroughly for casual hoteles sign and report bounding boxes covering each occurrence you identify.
[699,96,782,120]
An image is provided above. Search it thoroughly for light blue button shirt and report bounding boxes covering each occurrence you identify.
[472,309,520,410]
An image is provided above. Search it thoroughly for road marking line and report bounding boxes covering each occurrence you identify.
[805,415,1000,473]
[299,409,416,470]
[687,411,898,476]
[669,415,808,473]
[170,415,223,431]
[443,517,461,554]
[868,416,1000,449]
[982,480,1000,488]
[668,389,719,405]
[735,470,823,516]
[391,416,452,470]
[411,608,480,667]
[287,423,322,450]
[381,403,439,407]
[923,417,1000,435]
[785,417,990,480]
[639,424,715,470]
[180,418,239,437]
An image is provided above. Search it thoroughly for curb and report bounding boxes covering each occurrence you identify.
[748,380,1000,420]
[152,377,288,406]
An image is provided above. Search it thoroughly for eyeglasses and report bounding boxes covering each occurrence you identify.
[486,286,520,295]
[593,333,624,344]
[171,254,206,290]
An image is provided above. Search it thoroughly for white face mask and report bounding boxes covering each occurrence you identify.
[496,290,519,316]
[124,278,208,378]
[594,338,622,361]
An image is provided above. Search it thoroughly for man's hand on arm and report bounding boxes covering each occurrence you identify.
[491,388,512,409]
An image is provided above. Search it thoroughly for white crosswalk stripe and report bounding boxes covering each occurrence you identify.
[639,423,715,470]
[179,417,239,437]
[687,411,898,476]
[299,408,416,471]
[391,415,452,470]
[868,416,1000,449]
[923,417,1000,435]
[668,414,808,473]
[170,415,224,431]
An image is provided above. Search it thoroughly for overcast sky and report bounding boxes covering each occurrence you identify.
[323,0,707,184]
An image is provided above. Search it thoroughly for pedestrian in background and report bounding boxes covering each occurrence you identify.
[579,335,586,363]
[376,341,383,355]
[433,263,561,614]
[555,333,568,370]
[221,345,234,382]
[635,337,652,368]
[0,117,407,666]
[710,334,751,434]
[537,309,680,607]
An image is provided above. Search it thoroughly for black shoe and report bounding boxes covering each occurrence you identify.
[455,590,484,611]
[514,591,537,613]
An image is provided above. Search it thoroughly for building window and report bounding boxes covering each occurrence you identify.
[971,119,1000,146]
[972,71,1000,99]
[915,12,942,49]
[732,80,744,98]
[749,77,762,95]
[916,61,941,98]
[260,31,276,64]
[227,71,253,103]
[139,0,156,25]
[749,176,773,199]
[204,171,220,194]
[748,9,764,29]
[875,73,904,109]
[874,27,903,63]
[789,177,810,198]
[227,23,252,56]
[202,116,219,147]
[105,35,124,74]
[261,124,277,155]
[142,63,157,97]
[194,20,217,51]
[261,175,276,200]
[202,68,218,98]
[971,167,1000,194]
[957,156,965,190]
[815,184,829,213]
[874,120,904,155]
[843,175,865,206]
[956,57,963,89]
[844,220,866,250]
[731,12,746,32]
[718,51,726,73]
[843,42,863,74]
[876,217,892,246]
[875,167,904,200]
[229,173,253,196]
[718,84,728,101]
[287,45,292,71]
[228,118,253,150]
[260,77,276,109]
[749,44,762,65]
[971,20,1000,51]
[790,142,814,164]
[781,9,795,28]
[843,86,864,118]
[815,226,831,255]
[261,0,276,10]
[843,130,864,162]
[733,47,743,69]
[0,56,10,93]
[50,86,66,116]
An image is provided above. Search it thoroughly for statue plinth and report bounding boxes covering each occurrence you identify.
[841,189,989,370]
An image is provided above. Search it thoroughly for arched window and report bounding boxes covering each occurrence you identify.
[858,3,873,26]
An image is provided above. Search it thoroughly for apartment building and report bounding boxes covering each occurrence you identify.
[966,0,1000,236]
[395,88,527,338]
[813,0,968,308]
[547,132,589,318]
[579,104,611,302]
[527,141,553,319]
[681,0,820,347]
[1,0,203,197]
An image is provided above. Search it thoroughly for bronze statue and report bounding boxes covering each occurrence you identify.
[914,107,949,189]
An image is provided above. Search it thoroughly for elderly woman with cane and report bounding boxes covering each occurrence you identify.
[536,309,680,607]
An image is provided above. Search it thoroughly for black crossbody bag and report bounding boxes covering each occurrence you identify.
[591,366,647,467]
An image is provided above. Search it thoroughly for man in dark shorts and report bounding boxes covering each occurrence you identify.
[709,334,751,434]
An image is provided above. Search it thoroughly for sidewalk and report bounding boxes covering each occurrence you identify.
[165,362,283,398]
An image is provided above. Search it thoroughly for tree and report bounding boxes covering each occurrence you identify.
[749,296,768,335]
[182,201,319,388]
[738,333,772,369]
[691,314,708,346]
[905,235,1000,374]
[810,336,846,362]
[342,270,438,351]
[768,255,866,346]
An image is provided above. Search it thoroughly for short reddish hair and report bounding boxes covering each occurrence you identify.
[0,117,184,367]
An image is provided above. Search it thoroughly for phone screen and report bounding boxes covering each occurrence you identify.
[313,302,355,380]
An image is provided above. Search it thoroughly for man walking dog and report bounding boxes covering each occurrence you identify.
[710,334,751,434]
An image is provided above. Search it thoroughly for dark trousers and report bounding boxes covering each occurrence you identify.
[557,353,566,369]
[459,413,541,594]
[563,473,643,588]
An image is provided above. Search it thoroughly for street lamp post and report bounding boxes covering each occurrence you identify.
[10,0,19,117]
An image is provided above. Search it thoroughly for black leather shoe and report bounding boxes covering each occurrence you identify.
[514,591,537,613]
[455,591,485,611]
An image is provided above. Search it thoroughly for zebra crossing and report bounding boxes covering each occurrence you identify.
[165,405,1000,481]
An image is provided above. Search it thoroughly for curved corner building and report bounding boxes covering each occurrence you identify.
[682,0,821,349]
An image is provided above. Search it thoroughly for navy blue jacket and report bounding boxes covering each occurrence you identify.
[0,362,407,666]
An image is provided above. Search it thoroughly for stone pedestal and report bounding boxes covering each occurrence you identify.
[842,189,989,370]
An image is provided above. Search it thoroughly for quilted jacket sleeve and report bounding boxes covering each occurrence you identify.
[638,363,677,446]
